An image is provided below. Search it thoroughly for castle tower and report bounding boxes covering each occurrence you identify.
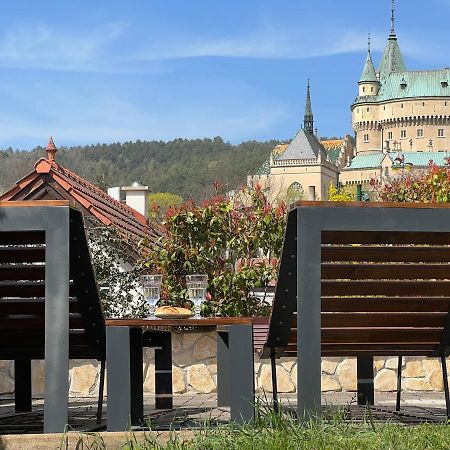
[378,0,406,79]
[303,80,314,134]
[358,34,380,97]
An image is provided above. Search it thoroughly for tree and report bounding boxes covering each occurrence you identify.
[148,192,183,220]
[145,185,286,317]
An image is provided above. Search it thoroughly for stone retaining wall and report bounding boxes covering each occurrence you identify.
[0,331,449,397]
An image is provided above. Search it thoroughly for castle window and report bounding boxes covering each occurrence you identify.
[363,87,365,92]
[364,134,369,143]
[422,102,425,107]
[438,128,445,137]
[371,87,374,92]
[400,130,407,139]
[383,106,386,110]
[388,131,393,140]
[367,107,370,112]
[401,103,404,108]
[417,129,424,138]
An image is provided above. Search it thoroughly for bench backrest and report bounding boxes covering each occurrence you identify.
[0,202,105,360]
[259,202,450,359]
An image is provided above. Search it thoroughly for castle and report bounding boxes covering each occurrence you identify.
[251,0,450,199]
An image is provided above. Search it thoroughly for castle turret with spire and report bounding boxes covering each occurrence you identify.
[303,80,314,134]
[351,0,450,156]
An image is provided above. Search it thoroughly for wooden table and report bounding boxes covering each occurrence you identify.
[106,317,256,431]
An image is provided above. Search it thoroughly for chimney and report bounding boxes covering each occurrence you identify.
[107,187,122,202]
[46,136,58,161]
[122,182,149,217]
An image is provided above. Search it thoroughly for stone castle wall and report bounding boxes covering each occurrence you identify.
[0,331,448,397]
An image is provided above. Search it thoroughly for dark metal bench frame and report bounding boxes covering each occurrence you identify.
[260,202,450,421]
[0,202,106,432]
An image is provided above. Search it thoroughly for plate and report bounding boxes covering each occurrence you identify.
[154,313,194,319]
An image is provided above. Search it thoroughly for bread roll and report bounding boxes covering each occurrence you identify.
[155,306,192,316]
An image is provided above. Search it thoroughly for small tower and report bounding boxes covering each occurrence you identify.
[303,80,314,134]
[45,136,58,162]
[358,34,380,97]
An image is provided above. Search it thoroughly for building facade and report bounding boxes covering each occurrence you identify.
[249,83,352,201]
[342,1,450,185]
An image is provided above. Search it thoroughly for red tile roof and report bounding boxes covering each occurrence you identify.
[0,143,161,248]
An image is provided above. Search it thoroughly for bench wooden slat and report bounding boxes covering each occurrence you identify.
[320,328,442,343]
[322,246,450,263]
[322,280,450,297]
[321,297,450,312]
[0,298,80,314]
[321,263,450,280]
[0,247,46,263]
[322,231,450,245]
[0,231,45,245]
[0,264,45,281]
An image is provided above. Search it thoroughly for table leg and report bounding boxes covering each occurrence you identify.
[107,326,143,431]
[229,324,255,424]
[154,332,173,409]
[357,356,374,405]
[14,359,32,412]
[217,331,230,407]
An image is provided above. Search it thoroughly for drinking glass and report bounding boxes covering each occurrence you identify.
[186,274,208,319]
[141,274,162,318]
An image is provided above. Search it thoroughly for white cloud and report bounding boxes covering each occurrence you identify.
[0,22,132,73]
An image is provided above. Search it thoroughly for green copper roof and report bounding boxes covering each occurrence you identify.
[344,151,449,170]
[327,148,341,165]
[344,153,387,170]
[360,51,378,83]
[378,35,406,80]
[377,69,450,101]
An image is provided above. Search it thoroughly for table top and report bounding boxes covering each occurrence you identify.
[106,317,256,328]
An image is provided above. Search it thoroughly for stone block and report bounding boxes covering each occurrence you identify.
[172,335,182,353]
[172,366,186,393]
[173,348,194,367]
[374,369,396,392]
[206,361,217,374]
[321,375,340,392]
[321,359,338,375]
[187,364,215,393]
[428,369,444,391]
[374,358,385,371]
[403,360,424,378]
[0,372,14,394]
[281,359,296,371]
[143,363,155,393]
[259,364,294,393]
[385,357,404,370]
[182,333,201,351]
[403,378,434,391]
[290,364,297,387]
[32,361,45,397]
[337,359,357,391]
[70,363,99,396]
[192,336,216,361]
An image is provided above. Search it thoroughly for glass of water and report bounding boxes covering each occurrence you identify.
[141,274,163,319]
[186,274,208,319]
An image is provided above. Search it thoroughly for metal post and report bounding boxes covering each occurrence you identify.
[44,209,70,433]
[129,328,144,425]
[297,211,321,422]
[14,359,32,412]
[217,331,230,407]
[107,326,132,431]
[270,352,279,413]
[357,356,374,405]
[96,360,106,424]
[396,356,403,411]
[229,324,255,424]
[441,356,450,419]
[155,332,173,409]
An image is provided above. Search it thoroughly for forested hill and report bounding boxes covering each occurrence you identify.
[0,137,282,200]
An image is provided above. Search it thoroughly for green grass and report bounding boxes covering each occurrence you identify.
[64,406,450,450]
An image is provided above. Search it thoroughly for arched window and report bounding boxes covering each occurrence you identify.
[286,182,305,204]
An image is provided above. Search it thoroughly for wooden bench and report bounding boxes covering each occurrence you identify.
[256,202,450,420]
[0,201,106,432]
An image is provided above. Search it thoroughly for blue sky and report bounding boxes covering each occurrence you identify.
[0,0,449,149]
